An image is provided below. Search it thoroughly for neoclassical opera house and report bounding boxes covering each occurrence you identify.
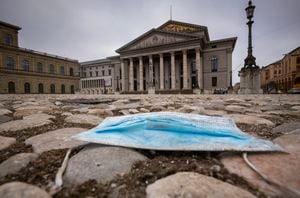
[116,20,237,94]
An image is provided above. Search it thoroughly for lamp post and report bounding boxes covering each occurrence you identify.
[238,0,263,94]
[243,0,257,69]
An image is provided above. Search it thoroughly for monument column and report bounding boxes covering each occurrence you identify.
[159,53,164,90]
[129,57,134,91]
[121,59,126,92]
[183,50,188,89]
[171,52,176,89]
[139,57,143,91]
[196,48,203,89]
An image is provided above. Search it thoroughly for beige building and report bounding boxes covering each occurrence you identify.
[0,21,80,94]
[261,47,300,93]
[116,20,237,94]
[80,56,120,94]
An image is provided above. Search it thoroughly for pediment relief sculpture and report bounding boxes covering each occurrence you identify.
[129,34,187,50]
[162,24,198,33]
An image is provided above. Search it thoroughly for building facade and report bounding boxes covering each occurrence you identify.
[0,21,80,94]
[80,56,120,94]
[261,47,300,93]
[116,20,237,94]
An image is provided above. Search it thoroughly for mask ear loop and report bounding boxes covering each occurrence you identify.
[243,152,299,197]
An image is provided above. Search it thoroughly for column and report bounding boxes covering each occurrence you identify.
[129,58,134,91]
[196,48,203,89]
[139,57,143,91]
[183,50,188,89]
[171,52,176,89]
[159,53,164,90]
[121,59,126,92]
[149,55,153,87]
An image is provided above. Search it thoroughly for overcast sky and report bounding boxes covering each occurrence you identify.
[1,0,299,83]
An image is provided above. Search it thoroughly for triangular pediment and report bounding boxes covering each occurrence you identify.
[116,29,197,52]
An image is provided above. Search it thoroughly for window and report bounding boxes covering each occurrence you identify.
[50,84,55,94]
[180,63,183,75]
[212,77,217,87]
[70,85,75,94]
[6,57,15,70]
[49,64,55,74]
[60,66,65,75]
[134,67,137,78]
[69,68,74,76]
[211,45,217,48]
[108,69,112,75]
[211,57,218,72]
[4,34,13,45]
[24,83,30,93]
[8,82,15,93]
[61,84,65,94]
[83,72,86,78]
[102,70,105,76]
[22,60,30,71]
[90,72,92,77]
[191,60,196,74]
[38,83,44,93]
[297,57,300,65]
[37,62,43,73]
[96,71,98,77]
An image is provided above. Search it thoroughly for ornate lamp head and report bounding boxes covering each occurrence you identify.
[245,0,255,20]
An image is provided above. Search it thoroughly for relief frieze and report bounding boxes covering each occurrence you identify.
[129,34,186,50]
[162,24,198,33]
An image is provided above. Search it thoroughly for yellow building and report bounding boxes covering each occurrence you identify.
[0,21,80,94]
[261,47,300,93]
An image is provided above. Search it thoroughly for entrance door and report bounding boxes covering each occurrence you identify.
[180,77,183,89]
[192,76,197,88]
[134,80,137,91]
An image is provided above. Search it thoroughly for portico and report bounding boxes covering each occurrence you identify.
[116,20,237,94]
[120,48,203,92]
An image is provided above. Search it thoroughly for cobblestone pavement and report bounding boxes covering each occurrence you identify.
[0,94,299,198]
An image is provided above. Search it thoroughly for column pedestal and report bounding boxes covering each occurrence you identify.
[238,67,263,94]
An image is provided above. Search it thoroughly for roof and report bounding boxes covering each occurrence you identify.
[287,46,300,55]
[0,21,21,30]
[0,44,78,62]
[80,58,111,66]
[208,37,238,49]
[116,20,213,53]
[263,59,282,69]
[116,28,199,53]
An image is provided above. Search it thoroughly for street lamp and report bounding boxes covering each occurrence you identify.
[243,0,257,69]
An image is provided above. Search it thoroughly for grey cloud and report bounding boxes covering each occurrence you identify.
[0,0,299,84]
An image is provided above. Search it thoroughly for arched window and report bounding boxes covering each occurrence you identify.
[24,83,30,93]
[69,68,74,76]
[61,84,65,94]
[38,83,44,93]
[8,82,15,93]
[49,64,55,74]
[22,60,30,71]
[60,66,65,75]
[5,57,15,70]
[70,85,75,94]
[50,84,55,94]
[37,62,43,73]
